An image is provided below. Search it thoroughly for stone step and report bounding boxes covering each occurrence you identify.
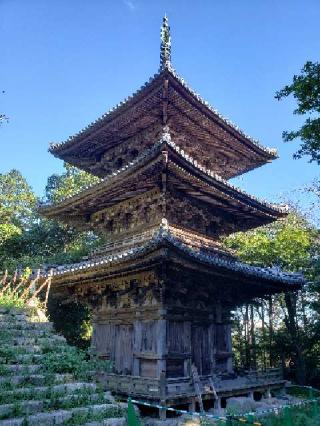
[0,344,43,354]
[1,344,74,357]
[0,321,53,330]
[0,314,28,322]
[0,307,28,314]
[0,329,52,338]
[0,364,41,375]
[0,373,74,387]
[85,418,126,426]
[0,392,113,420]
[0,403,123,426]
[0,382,98,404]
[0,352,65,364]
[11,336,66,346]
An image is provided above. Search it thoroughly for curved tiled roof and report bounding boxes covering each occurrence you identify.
[48,67,277,160]
[166,67,277,157]
[48,71,162,154]
[40,138,164,209]
[48,224,303,287]
[40,131,287,216]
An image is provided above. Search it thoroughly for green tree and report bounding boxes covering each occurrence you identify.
[224,213,319,385]
[275,61,320,163]
[45,163,100,204]
[224,214,314,271]
[0,169,36,247]
[0,165,102,271]
[0,169,36,227]
[0,165,101,347]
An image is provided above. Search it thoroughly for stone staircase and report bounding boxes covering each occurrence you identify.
[0,306,130,426]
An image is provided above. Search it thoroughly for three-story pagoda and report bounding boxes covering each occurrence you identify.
[40,17,304,413]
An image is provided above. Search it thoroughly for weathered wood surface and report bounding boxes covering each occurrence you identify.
[191,364,204,413]
[49,70,276,180]
[101,368,285,402]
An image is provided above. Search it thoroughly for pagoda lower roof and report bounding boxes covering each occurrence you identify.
[40,135,287,233]
[48,68,277,179]
[45,224,304,294]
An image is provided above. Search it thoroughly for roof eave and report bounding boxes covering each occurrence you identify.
[48,68,277,164]
[47,229,304,290]
[40,139,287,220]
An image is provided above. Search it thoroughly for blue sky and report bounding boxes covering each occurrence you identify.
[1,0,319,215]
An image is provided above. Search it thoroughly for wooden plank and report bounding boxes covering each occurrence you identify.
[191,364,204,413]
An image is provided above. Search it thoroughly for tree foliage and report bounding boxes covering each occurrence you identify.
[0,169,36,228]
[224,214,315,272]
[45,163,100,204]
[275,61,320,163]
[0,170,36,247]
[0,164,103,272]
[224,213,320,385]
[0,165,102,347]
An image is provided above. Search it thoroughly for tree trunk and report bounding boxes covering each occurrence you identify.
[244,305,250,369]
[268,296,274,367]
[250,304,257,369]
[261,300,267,370]
[284,292,306,385]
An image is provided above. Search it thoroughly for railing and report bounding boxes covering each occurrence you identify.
[245,367,283,383]
[90,227,158,258]
[0,269,52,309]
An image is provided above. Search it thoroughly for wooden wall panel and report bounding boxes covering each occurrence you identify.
[134,320,159,354]
[191,324,214,375]
[93,323,133,375]
[114,325,133,375]
[140,359,158,378]
[167,321,191,353]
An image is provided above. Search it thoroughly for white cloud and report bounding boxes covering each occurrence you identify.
[123,0,136,11]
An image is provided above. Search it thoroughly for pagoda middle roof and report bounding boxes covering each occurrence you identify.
[45,224,304,295]
[48,67,277,180]
[40,132,287,232]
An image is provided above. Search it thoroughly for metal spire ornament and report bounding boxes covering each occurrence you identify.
[160,14,171,70]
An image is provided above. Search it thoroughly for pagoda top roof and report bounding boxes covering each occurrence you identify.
[48,17,277,180]
[44,223,304,292]
[40,130,287,230]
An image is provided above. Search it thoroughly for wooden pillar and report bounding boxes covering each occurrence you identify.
[157,318,167,378]
[214,397,222,414]
[132,320,141,376]
[188,397,196,412]
[209,321,215,375]
[159,371,167,420]
[264,387,271,399]
[184,320,192,377]
[225,323,233,373]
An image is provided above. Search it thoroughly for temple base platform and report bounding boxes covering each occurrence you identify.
[100,368,287,413]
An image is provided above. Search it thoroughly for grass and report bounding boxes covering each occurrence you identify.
[0,291,25,309]
[227,388,320,426]
[0,279,131,425]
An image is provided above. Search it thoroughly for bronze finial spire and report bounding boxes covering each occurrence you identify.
[160,14,171,70]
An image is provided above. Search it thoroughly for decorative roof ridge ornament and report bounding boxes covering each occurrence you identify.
[160,125,171,143]
[160,14,172,71]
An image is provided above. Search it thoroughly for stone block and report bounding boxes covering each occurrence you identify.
[226,396,257,414]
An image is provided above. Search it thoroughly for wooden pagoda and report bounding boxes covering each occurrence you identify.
[40,17,304,413]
